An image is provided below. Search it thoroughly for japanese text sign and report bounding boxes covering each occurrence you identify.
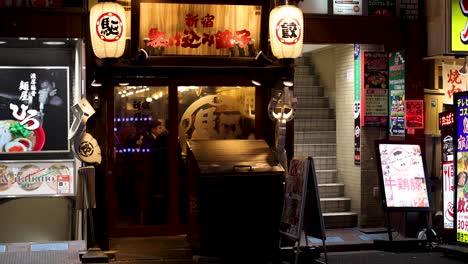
[455,92,468,243]
[443,63,467,104]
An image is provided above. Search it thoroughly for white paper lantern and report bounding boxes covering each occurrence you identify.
[269,4,303,59]
[90,1,126,59]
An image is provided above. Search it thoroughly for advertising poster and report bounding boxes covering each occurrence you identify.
[0,67,70,153]
[280,158,309,239]
[451,0,468,53]
[354,44,362,165]
[455,93,468,243]
[388,51,405,136]
[405,100,424,129]
[440,111,454,229]
[377,143,430,209]
[442,63,467,105]
[0,160,75,197]
[363,52,388,127]
[333,0,362,15]
[368,0,396,16]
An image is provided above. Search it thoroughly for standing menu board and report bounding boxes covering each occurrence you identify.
[454,92,468,244]
[375,140,431,211]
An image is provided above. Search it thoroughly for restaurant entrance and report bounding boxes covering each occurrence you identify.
[104,71,279,238]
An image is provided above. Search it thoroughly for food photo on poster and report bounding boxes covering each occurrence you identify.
[375,141,431,211]
[0,67,69,154]
[455,92,468,243]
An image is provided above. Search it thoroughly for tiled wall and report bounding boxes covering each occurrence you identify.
[334,44,362,223]
[308,47,337,110]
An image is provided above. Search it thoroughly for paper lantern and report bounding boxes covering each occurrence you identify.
[269,4,303,59]
[90,1,126,59]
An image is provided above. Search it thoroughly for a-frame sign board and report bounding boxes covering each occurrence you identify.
[279,156,328,264]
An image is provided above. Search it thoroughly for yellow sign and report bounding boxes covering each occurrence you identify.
[451,0,468,52]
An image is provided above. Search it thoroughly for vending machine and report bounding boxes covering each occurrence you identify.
[439,110,455,242]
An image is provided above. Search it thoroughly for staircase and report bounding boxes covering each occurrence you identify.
[293,56,358,228]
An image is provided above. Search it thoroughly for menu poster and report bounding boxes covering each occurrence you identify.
[388,51,405,136]
[405,100,424,129]
[455,92,468,244]
[363,52,388,127]
[333,0,362,15]
[0,67,70,154]
[280,157,309,239]
[376,142,431,211]
[354,44,362,165]
[0,160,75,197]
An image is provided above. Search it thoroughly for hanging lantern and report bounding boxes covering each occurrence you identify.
[269,2,303,59]
[89,1,126,59]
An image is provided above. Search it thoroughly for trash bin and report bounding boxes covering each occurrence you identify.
[186,139,285,261]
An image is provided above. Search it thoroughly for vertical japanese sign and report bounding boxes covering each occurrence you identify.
[451,0,468,52]
[368,0,397,16]
[405,100,424,129]
[388,51,405,137]
[363,52,388,127]
[455,93,468,243]
[354,44,362,165]
[440,111,455,229]
[443,63,467,105]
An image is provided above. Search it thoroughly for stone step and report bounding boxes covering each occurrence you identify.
[294,75,320,86]
[296,96,329,108]
[294,65,314,75]
[320,197,351,213]
[318,183,345,198]
[313,156,336,170]
[295,107,335,119]
[316,170,338,184]
[323,212,358,229]
[294,118,336,131]
[294,131,336,144]
[294,85,324,97]
[294,143,336,157]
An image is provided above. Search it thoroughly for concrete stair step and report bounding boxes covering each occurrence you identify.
[295,107,335,119]
[296,96,329,108]
[294,65,314,75]
[294,143,336,157]
[320,197,351,213]
[323,212,358,229]
[294,85,324,96]
[294,131,336,144]
[318,183,345,198]
[316,170,338,184]
[294,75,320,86]
[294,118,336,132]
[313,156,336,170]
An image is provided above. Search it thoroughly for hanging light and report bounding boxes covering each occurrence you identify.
[269,0,304,59]
[90,0,127,59]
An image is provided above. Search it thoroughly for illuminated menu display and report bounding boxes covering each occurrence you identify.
[377,143,430,210]
[455,93,468,244]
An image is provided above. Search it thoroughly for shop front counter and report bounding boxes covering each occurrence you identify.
[186,139,285,261]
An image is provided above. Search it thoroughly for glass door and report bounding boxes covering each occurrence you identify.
[112,85,171,230]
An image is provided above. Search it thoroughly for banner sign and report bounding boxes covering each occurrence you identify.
[376,142,431,211]
[455,92,468,243]
[405,100,424,129]
[354,44,362,165]
[440,111,455,229]
[0,160,75,197]
[0,67,70,154]
[141,3,261,56]
[368,0,397,16]
[363,52,388,127]
[333,0,362,15]
[388,51,405,136]
[451,0,468,53]
[443,63,467,104]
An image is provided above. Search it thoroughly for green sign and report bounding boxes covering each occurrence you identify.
[451,0,468,52]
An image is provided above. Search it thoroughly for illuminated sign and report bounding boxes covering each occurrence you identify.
[375,141,431,211]
[451,0,468,52]
[440,111,455,129]
[455,92,468,243]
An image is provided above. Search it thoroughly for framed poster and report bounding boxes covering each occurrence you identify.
[0,159,75,197]
[0,67,70,154]
[375,140,432,212]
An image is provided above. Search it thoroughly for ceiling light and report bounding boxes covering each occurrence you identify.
[119,81,129,86]
[251,80,261,86]
[43,41,66,45]
[283,81,294,87]
[91,79,102,87]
